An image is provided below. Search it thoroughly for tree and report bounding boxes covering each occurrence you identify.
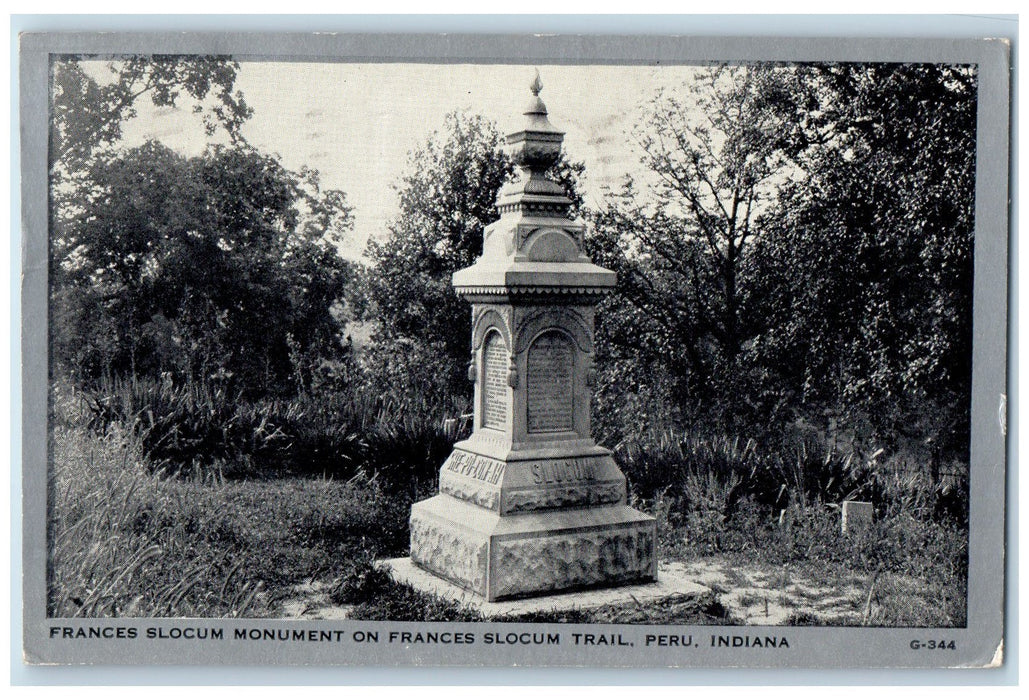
[50,55,251,174]
[49,56,359,397]
[51,140,355,396]
[365,111,584,397]
[588,65,807,426]
[751,63,978,454]
[590,62,977,453]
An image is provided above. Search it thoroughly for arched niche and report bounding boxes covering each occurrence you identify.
[525,329,576,434]
[523,227,580,262]
[481,330,509,430]
[472,309,512,352]
[514,308,592,356]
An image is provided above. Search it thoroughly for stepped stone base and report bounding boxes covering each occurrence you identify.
[379,557,707,617]
[410,494,657,601]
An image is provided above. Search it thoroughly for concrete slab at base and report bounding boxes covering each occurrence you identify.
[378,557,710,617]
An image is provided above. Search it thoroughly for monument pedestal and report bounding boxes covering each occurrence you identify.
[412,438,656,601]
[412,495,656,601]
[407,73,656,603]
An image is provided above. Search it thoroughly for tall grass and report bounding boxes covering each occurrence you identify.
[615,428,968,626]
[616,428,968,525]
[48,421,264,617]
[52,371,967,625]
[48,416,425,617]
[79,374,467,485]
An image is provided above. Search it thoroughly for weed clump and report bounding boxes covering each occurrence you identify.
[78,374,465,486]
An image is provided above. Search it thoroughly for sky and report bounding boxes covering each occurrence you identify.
[97,61,703,260]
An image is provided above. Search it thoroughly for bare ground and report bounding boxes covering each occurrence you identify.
[279,556,887,625]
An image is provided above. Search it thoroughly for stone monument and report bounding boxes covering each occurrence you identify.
[408,73,657,601]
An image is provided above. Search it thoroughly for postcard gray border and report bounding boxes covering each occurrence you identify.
[19,30,1011,671]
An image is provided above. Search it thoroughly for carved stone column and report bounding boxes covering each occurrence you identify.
[409,74,656,601]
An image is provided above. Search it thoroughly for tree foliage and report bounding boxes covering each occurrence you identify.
[589,66,809,422]
[590,63,977,454]
[52,140,355,396]
[50,55,251,174]
[751,63,977,453]
[50,56,361,399]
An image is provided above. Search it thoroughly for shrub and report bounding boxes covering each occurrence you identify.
[617,427,966,527]
[81,375,301,477]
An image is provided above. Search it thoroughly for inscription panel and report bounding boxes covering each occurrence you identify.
[482,332,508,429]
[527,331,574,433]
[529,457,598,485]
[443,450,506,485]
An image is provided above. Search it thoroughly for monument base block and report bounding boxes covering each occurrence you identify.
[379,557,708,617]
[410,494,657,601]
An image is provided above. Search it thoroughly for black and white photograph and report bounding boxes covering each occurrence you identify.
[19,31,1010,669]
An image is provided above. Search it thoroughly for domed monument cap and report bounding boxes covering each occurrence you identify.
[507,70,564,170]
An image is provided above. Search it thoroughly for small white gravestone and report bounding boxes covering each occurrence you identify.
[841,500,874,535]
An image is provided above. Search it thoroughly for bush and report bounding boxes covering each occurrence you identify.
[591,357,687,447]
[617,427,967,525]
[82,375,304,477]
[617,427,968,599]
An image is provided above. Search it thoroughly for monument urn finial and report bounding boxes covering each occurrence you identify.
[530,69,543,96]
[507,70,564,172]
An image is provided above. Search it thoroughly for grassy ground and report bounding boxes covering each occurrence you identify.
[49,420,418,617]
[651,494,968,627]
[48,419,732,623]
[49,418,967,625]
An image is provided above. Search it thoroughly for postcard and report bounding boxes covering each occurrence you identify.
[20,31,1010,668]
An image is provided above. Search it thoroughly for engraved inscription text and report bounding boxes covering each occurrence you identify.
[443,450,506,485]
[530,457,599,484]
[527,331,574,432]
[483,331,508,429]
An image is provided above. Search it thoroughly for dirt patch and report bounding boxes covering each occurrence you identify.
[664,558,869,625]
[279,581,354,620]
